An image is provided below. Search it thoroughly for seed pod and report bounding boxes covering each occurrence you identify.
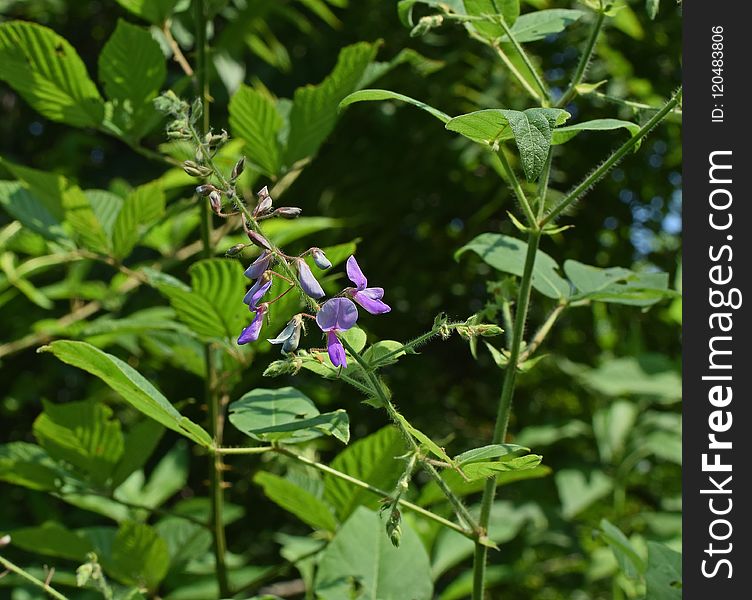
[274,206,302,219]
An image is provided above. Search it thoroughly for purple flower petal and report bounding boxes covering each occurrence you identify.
[238,305,267,345]
[346,255,368,290]
[296,259,325,299]
[353,290,391,315]
[245,252,272,279]
[327,331,347,368]
[243,277,272,309]
[316,297,359,332]
[267,315,302,354]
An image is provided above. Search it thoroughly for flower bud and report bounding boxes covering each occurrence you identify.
[247,230,272,250]
[254,186,273,216]
[232,156,245,180]
[225,243,247,257]
[183,160,212,177]
[209,190,222,214]
[311,247,332,270]
[296,258,325,299]
[410,14,443,37]
[196,184,218,196]
[274,206,302,219]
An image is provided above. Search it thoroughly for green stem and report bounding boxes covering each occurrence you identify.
[491,15,550,104]
[472,228,542,600]
[340,338,481,535]
[556,10,606,108]
[536,149,554,221]
[540,88,682,227]
[492,149,537,229]
[588,90,683,116]
[0,555,68,600]
[275,447,472,537]
[193,1,229,596]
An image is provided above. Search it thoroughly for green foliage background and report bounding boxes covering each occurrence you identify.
[0,1,681,598]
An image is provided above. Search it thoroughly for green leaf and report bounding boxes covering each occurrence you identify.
[454,443,528,465]
[459,454,542,481]
[33,400,124,486]
[324,427,406,520]
[114,0,179,25]
[228,387,350,444]
[456,233,570,299]
[98,20,166,139]
[62,186,111,251]
[0,21,104,127]
[505,9,585,43]
[0,181,68,243]
[228,86,284,177]
[446,108,569,180]
[0,442,64,491]
[9,522,94,562]
[315,507,433,600]
[100,521,170,589]
[112,183,165,259]
[284,42,379,166]
[154,259,247,341]
[40,340,212,447]
[564,260,673,306]
[555,469,613,519]
[592,400,637,463]
[600,519,646,579]
[110,419,164,488]
[464,0,520,38]
[645,542,682,600]
[340,89,450,123]
[397,417,453,464]
[254,472,338,531]
[154,518,211,568]
[138,442,189,508]
[362,340,406,368]
[571,355,681,402]
[341,326,367,353]
[552,118,640,145]
[418,465,550,506]
[646,0,660,20]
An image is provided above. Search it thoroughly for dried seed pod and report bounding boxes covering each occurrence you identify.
[231,156,245,180]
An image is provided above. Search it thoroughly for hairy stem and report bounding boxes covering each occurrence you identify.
[540,88,682,227]
[556,10,605,108]
[472,227,542,599]
[492,149,537,229]
[193,1,229,595]
[340,338,482,536]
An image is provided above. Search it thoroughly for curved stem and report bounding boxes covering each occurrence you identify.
[472,228,542,599]
[492,149,537,229]
[556,10,605,108]
[540,88,682,227]
[163,19,194,76]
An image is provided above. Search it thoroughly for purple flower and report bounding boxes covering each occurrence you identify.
[245,251,272,279]
[243,272,272,309]
[345,256,391,315]
[238,303,268,345]
[316,297,358,367]
[296,258,325,299]
[268,314,303,354]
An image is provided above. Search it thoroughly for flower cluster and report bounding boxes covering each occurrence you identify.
[235,189,390,368]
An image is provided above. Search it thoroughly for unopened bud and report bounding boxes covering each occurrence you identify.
[254,186,273,216]
[311,247,332,270]
[183,160,212,178]
[232,156,245,180]
[410,14,443,37]
[196,184,218,196]
[274,206,302,219]
[225,243,247,257]
[209,190,222,213]
[247,230,272,250]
